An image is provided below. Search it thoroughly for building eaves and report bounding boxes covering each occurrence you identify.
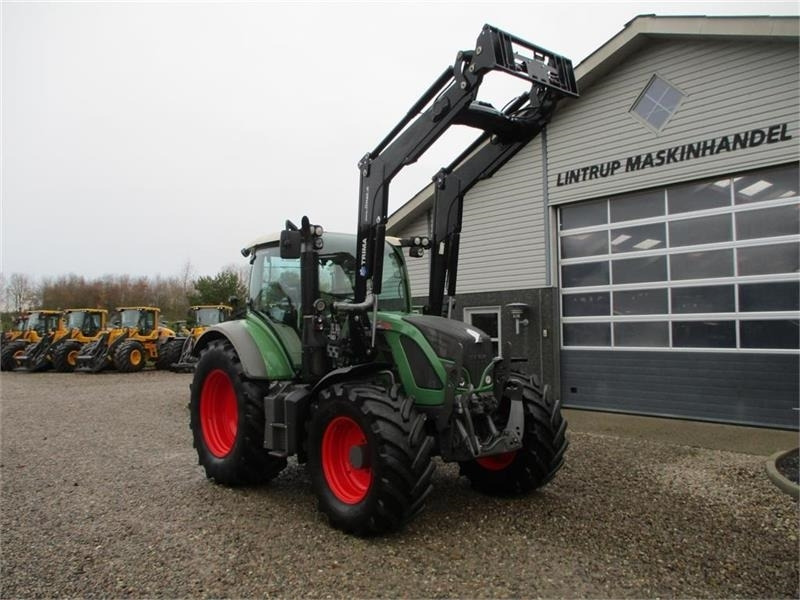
[576,14,799,89]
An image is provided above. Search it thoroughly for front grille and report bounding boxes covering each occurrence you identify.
[463,338,493,387]
[404,314,496,388]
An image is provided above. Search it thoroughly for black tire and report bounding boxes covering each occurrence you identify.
[189,339,286,485]
[156,338,184,370]
[459,376,568,495]
[114,340,147,373]
[1,341,27,371]
[53,341,82,372]
[308,383,435,536]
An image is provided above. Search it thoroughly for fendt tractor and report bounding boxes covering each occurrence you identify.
[167,304,233,372]
[189,25,578,535]
[15,308,108,372]
[0,310,63,371]
[75,307,176,373]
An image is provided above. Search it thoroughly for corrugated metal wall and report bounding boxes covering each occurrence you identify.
[547,38,799,205]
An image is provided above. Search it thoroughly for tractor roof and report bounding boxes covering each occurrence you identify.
[116,306,160,312]
[242,231,401,256]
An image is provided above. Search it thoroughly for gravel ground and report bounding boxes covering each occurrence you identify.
[1,371,797,599]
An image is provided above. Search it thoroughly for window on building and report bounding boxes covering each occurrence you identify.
[464,307,502,357]
[559,164,800,352]
[630,75,685,132]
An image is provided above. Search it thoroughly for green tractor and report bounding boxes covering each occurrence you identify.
[189,25,577,535]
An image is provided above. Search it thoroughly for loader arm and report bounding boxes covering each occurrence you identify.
[426,86,563,317]
[355,24,577,306]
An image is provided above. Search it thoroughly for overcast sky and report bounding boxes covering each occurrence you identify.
[2,0,797,281]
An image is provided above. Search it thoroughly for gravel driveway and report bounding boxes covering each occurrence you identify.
[1,371,797,598]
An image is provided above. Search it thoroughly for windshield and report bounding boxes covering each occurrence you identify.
[67,311,86,329]
[26,313,42,332]
[67,311,102,335]
[195,308,224,326]
[249,236,409,323]
[119,310,141,328]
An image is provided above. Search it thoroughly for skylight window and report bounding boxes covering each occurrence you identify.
[630,75,685,132]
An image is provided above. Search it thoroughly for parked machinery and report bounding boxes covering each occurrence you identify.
[46,309,110,372]
[75,307,176,373]
[0,310,64,371]
[188,25,577,535]
[15,308,107,372]
[1,312,29,344]
[166,304,233,372]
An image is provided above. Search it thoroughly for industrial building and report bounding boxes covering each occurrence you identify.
[387,15,799,429]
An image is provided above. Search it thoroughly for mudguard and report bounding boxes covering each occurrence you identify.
[193,318,298,381]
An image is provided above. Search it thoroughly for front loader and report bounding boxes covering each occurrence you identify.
[75,307,175,373]
[188,25,577,535]
[1,310,64,371]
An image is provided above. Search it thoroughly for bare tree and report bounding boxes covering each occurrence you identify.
[5,273,38,312]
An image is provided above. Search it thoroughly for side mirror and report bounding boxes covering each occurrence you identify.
[281,229,303,258]
[280,230,302,259]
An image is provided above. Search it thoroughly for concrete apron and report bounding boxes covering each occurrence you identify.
[564,408,800,499]
[563,408,798,456]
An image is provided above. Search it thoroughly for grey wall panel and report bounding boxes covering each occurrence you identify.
[561,350,799,429]
[457,139,547,293]
[547,39,799,205]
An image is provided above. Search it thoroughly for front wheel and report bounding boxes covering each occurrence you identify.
[459,377,568,495]
[189,339,286,485]
[53,341,82,372]
[114,340,147,373]
[1,341,26,371]
[308,384,435,536]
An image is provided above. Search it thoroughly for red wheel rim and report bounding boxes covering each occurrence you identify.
[476,451,517,471]
[200,369,238,458]
[322,416,372,504]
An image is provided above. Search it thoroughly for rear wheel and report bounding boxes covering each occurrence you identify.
[1,341,26,371]
[156,338,184,370]
[308,383,435,536]
[114,340,147,373]
[189,339,286,485]
[53,341,82,372]
[459,377,568,495]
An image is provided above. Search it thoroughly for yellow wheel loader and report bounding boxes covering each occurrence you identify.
[1,312,29,344]
[75,307,175,373]
[48,309,110,372]
[166,304,233,372]
[1,310,64,371]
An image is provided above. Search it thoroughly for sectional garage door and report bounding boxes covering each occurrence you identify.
[558,163,799,428]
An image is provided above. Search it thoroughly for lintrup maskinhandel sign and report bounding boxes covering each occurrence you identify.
[555,122,793,187]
